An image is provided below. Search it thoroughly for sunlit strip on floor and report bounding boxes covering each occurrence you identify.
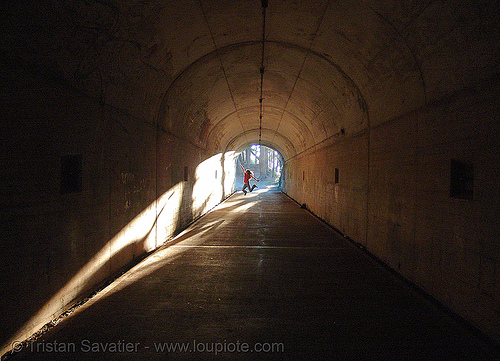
[169,245,349,250]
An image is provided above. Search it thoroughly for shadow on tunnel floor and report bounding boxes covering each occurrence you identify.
[6,190,500,361]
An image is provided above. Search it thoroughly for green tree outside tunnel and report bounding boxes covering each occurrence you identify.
[238,145,282,186]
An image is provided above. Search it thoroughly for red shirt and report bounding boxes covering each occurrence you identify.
[244,172,251,183]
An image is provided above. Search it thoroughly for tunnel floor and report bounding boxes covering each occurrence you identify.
[12,186,500,360]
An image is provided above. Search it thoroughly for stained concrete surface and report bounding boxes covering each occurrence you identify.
[9,187,500,360]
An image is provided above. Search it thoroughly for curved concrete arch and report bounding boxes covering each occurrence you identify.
[233,142,287,169]
[361,2,428,102]
[203,102,317,157]
[311,1,427,126]
[156,40,370,156]
[224,128,296,161]
[233,141,285,160]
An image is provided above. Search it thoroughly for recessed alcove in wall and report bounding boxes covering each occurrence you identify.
[60,154,82,194]
[450,159,474,200]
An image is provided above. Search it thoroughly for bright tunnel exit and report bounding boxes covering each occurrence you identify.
[236,145,283,193]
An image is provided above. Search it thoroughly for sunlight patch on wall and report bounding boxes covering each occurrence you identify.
[2,182,186,356]
[2,151,241,357]
[192,152,237,214]
[155,182,186,246]
[193,154,223,213]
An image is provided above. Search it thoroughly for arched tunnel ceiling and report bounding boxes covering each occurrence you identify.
[7,0,497,160]
[152,0,497,160]
[156,0,420,159]
[159,40,368,157]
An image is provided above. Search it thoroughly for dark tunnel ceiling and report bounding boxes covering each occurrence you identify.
[8,0,497,160]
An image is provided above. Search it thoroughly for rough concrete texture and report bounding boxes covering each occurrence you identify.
[1,0,499,356]
[283,81,500,341]
[6,189,500,360]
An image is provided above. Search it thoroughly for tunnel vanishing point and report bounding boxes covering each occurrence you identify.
[1,0,499,356]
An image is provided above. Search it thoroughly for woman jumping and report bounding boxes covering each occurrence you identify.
[239,163,259,195]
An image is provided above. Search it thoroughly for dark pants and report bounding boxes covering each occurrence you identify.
[242,183,256,193]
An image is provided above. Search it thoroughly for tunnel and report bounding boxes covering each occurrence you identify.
[1,0,499,359]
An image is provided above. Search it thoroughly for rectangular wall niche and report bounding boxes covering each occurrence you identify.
[60,154,83,194]
[335,168,339,184]
[450,159,474,199]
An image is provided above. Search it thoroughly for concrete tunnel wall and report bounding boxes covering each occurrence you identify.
[1,0,500,355]
[283,80,500,342]
[0,63,237,353]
